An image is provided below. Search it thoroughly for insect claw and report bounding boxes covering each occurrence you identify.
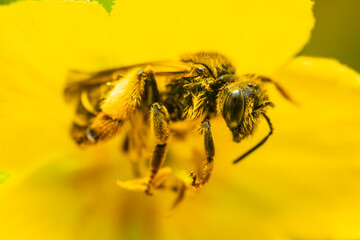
[145,185,153,196]
[189,172,198,185]
[192,181,204,189]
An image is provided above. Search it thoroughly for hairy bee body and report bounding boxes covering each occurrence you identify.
[65,52,286,191]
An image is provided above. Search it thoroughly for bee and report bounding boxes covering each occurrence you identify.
[65,52,292,193]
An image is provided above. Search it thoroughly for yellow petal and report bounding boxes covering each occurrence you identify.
[1,1,358,240]
[205,57,360,239]
[0,1,118,171]
[272,56,360,149]
[269,57,360,238]
[117,167,173,191]
[111,0,314,73]
[0,158,167,240]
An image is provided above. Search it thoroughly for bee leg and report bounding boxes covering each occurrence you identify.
[121,67,159,178]
[191,120,215,188]
[121,133,142,178]
[141,66,159,107]
[145,103,170,195]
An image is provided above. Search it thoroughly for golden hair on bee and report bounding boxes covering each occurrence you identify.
[65,52,292,197]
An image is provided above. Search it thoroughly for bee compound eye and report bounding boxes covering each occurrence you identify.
[223,90,245,129]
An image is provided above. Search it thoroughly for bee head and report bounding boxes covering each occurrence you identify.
[218,79,271,142]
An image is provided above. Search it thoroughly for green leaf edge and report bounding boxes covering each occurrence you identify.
[0,172,11,184]
[0,0,115,14]
[94,0,115,14]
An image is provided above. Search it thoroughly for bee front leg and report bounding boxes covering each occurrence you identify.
[146,103,170,195]
[191,120,215,188]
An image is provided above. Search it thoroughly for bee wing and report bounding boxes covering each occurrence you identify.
[64,62,189,100]
[66,61,190,145]
[64,66,137,100]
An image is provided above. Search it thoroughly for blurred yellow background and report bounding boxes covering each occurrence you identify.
[0,0,359,240]
[300,0,360,71]
[1,0,359,70]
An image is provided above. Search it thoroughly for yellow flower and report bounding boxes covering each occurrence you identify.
[0,0,360,239]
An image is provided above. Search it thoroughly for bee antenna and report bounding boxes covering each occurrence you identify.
[233,113,273,164]
[259,76,297,105]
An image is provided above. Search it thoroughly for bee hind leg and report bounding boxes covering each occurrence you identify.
[145,102,170,195]
[121,133,143,178]
[191,120,215,188]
